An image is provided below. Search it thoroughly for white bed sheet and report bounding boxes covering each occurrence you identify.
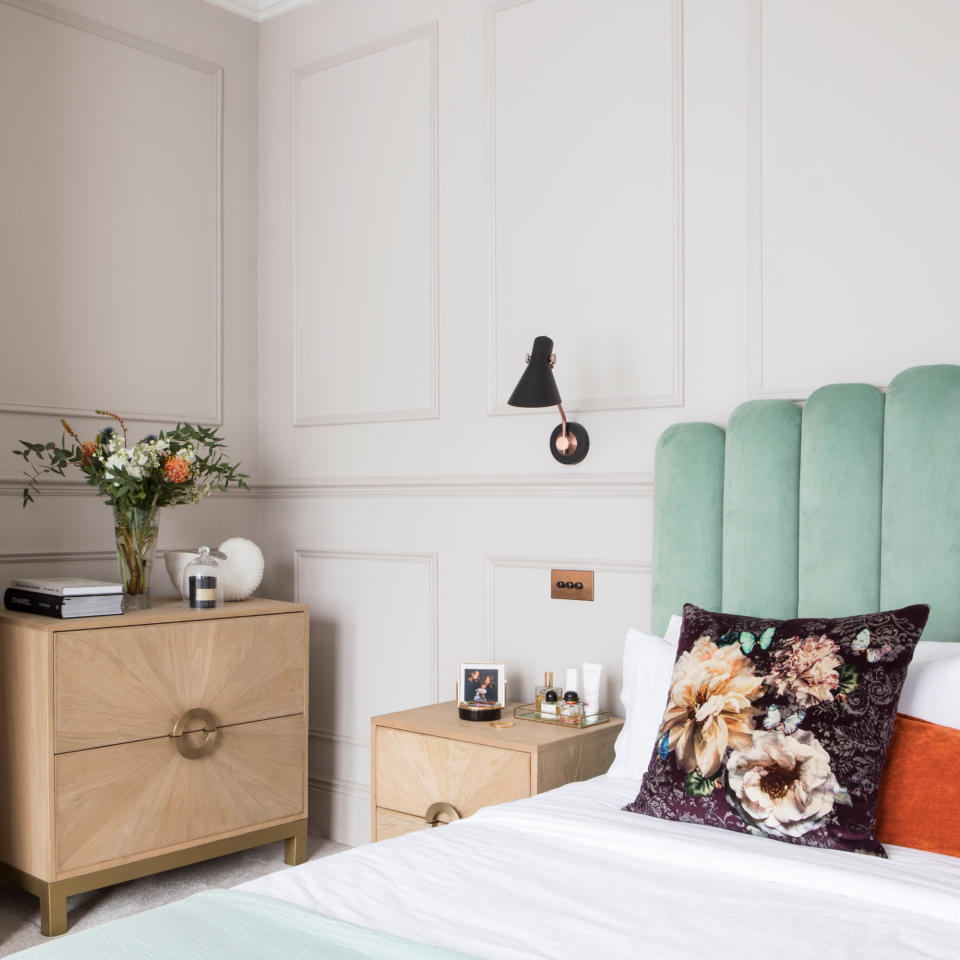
[239,777,960,959]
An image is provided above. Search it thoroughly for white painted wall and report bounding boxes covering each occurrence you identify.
[6,0,960,850]
[258,0,960,846]
[0,0,261,574]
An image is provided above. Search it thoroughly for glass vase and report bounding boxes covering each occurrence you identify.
[113,504,160,610]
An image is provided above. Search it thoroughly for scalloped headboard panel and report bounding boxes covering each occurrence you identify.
[652,365,960,642]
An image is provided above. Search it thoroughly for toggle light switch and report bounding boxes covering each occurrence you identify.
[550,569,594,601]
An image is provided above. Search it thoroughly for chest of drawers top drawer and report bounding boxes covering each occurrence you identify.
[54,612,306,754]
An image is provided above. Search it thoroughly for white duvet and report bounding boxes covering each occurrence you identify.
[239,777,960,959]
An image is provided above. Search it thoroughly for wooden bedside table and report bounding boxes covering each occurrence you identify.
[0,597,309,936]
[370,701,623,842]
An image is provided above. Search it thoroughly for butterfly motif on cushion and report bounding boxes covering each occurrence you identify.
[763,703,806,735]
[850,627,893,662]
[717,627,775,656]
[657,731,670,761]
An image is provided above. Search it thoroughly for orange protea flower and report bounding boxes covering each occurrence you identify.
[164,456,191,484]
[80,441,96,465]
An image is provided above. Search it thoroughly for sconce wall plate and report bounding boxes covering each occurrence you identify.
[549,421,588,464]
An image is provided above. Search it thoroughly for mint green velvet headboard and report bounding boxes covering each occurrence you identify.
[652,364,960,643]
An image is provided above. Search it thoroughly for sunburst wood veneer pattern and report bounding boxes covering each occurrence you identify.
[371,701,623,842]
[0,598,309,936]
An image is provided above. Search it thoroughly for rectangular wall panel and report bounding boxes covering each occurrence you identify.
[486,556,649,712]
[0,0,222,423]
[751,0,960,397]
[293,25,438,426]
[488,0,683,413]
[295,549,438,751]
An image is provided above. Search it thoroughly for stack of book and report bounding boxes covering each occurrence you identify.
[4,578,123,619]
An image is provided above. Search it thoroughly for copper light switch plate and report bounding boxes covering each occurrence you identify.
[550,569,594,601]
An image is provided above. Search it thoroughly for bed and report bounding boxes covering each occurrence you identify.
[15,364,960,958]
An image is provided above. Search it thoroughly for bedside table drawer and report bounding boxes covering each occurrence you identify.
[54,613,305,753]
[54,713,305,873]
[375,727,530,822]
[375,808,432,842]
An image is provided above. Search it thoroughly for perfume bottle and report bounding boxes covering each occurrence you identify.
[535,671,563,713]
[542,689,559,716]
[561,690,583,723]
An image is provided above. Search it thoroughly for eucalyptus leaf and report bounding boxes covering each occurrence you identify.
[836,662,861,696]
[684,770,717,798]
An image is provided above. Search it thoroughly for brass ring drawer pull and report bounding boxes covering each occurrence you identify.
[170,708,218,759]
[424,801,460,827]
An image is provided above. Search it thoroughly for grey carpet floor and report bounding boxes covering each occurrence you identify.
[0,834,349,957]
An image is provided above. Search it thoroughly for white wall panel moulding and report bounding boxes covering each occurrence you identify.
[309,727,370,750]
[294,547,440,735]
[0,0,223,425]
[0,476,252,499]
[747,0,960,400]
[486,0,685,415]
[256,473,654,498]
[200,0,317,22]
[483,554,652,660]
[308,774,371,803]
[0,473,654,498]
[0,549,116,565]
[292,24,439,427]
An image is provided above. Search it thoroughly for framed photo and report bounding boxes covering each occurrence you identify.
[458,661,505,708]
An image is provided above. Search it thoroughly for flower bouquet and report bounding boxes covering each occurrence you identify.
[14,411,248,610]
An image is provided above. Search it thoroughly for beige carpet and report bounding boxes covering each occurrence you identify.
[0,834,348,957]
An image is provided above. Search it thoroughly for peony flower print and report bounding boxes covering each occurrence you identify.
[725,729,842,838]
[658,637,764,779]
[765,634,842,708]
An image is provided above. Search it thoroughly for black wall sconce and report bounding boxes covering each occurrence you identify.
[507,335,589,465]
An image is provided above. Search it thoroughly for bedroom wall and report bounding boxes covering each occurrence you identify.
[258,0,960,846]
[0,0,261,580]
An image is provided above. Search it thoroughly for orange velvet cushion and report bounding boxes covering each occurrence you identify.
[875,714,960,858]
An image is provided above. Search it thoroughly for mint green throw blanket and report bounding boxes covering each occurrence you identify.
[12,890,479,959]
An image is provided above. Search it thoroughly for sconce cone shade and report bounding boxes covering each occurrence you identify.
[507,336,562,408]
[507,335,589,465]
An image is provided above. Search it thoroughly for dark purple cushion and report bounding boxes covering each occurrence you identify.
[624,602,929,856]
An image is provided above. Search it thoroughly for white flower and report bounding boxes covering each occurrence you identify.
[103,451,127,479]
[179,444,196,464]
[725,729,841,838]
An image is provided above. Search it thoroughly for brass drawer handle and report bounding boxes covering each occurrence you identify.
[424,801,460,827]
[170,708,218,759]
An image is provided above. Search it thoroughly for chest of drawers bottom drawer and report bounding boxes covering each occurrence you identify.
[55,713,305,874]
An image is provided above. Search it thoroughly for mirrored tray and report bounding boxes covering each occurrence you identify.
[513,703,610,728]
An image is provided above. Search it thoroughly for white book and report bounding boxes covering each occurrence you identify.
[11,577,123,597]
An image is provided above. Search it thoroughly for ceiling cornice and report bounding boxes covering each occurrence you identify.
[200,0,318,23]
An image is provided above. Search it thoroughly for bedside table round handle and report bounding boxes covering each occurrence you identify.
[423,801,460,827]
[171,708,219,759]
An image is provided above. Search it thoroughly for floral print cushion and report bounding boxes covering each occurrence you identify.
[624,603,929,856]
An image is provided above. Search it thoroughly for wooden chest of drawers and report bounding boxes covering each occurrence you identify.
[370,701,623,842]
[0,598,309,936]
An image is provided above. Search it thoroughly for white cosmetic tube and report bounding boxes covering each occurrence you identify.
[581,662,602,716]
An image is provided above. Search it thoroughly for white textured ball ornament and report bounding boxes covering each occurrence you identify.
[218,538,265,601]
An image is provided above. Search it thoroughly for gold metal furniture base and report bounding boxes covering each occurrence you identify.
[0,818,308,938]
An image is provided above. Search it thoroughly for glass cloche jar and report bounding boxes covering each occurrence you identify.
[182,546,224,609]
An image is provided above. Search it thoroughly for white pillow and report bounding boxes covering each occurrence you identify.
[607,615,682,780]
[899,641,960,730]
